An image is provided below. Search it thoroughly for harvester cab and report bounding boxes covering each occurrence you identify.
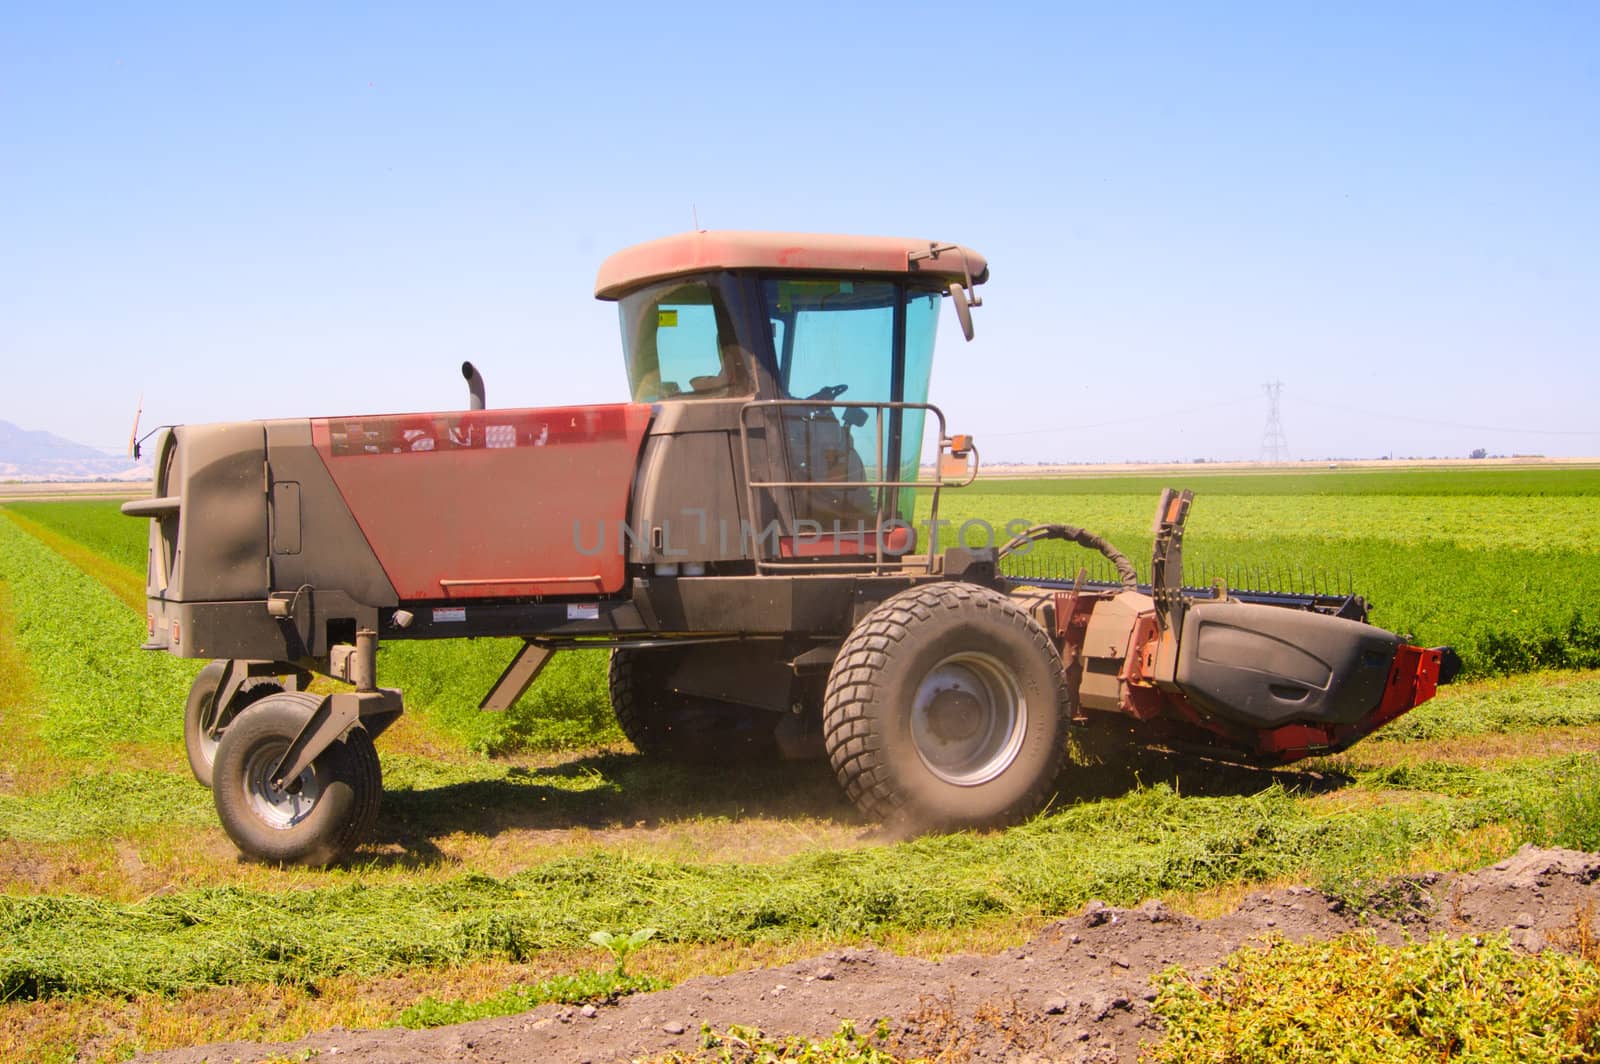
[594,231,988,571]
[122,230,1452,868]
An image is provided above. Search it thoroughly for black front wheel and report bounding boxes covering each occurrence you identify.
[822,583,1067,830]
[211,693,381,866]
[183,661,284,789]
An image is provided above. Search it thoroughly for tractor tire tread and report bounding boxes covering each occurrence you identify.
[822,582,1067,827]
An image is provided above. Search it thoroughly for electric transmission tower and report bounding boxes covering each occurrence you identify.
[1260,379,1289,464]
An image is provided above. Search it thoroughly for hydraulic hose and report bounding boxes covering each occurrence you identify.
[997,523,1140,592]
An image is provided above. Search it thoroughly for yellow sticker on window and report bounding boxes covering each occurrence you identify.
[657,309,678,328]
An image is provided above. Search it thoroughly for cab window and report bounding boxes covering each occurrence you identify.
[618,279,750,402]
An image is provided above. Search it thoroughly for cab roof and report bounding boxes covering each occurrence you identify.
[594,230,989,300]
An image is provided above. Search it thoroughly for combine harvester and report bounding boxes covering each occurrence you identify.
[124,232,1456,865]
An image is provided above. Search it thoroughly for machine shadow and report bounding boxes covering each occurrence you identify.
[364,742,1353,867]
[368,751,856,862]
[1056,746,1355,805]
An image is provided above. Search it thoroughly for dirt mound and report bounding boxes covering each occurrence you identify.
[134,846,1600,1064]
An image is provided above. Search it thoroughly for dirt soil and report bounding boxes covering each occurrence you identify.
[135,845,1600,1064]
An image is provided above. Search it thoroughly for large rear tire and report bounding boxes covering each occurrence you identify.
[212,693,382,867]
[822,582,1067,829]
[608,647,779,761]
[183,661,284,789]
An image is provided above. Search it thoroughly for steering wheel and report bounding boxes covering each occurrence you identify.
[806,383,849,401]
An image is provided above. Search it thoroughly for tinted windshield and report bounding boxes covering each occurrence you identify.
[766,279,939,406]
[763,278,942,523]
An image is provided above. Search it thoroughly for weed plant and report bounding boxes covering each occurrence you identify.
[398,969,664,1028]
[1149,931,1600,1062]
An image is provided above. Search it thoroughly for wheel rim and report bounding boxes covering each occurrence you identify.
[241,741,323,829]
[910,651,1028,786]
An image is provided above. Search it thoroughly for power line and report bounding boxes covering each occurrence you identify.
[1284,397,1600,436]
[1260,379,1288,463]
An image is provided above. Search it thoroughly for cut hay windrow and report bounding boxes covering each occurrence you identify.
[3,755,1597,1001]
[0,770,213,842]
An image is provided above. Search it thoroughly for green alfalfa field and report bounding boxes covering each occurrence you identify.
[2,465,1600,1062]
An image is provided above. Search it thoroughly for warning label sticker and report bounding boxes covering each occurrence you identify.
[657,309,678,328]
[432,607,467,623]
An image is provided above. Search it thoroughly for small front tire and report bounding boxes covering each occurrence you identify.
[212,693,381,866]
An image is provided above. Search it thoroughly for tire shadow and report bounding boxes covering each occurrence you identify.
[363,738,1354,868]
[1057,744,1355,805]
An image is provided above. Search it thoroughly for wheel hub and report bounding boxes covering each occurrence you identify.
[242,742,322,829]
[924,687,986,742]
[910,652,1028,786]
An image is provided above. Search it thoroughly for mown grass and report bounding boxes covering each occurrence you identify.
[0,771,213,843]
[0,510,144,611]
[0,577,62,795]
[1370,671,1600,742]
[4,753,1598,1001]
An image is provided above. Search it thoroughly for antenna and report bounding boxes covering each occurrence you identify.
[1260,379,1288,464]
[127,392,144,459]
[692,204,701,231]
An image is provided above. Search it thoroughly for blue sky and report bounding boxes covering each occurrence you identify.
[3,2,1596,463]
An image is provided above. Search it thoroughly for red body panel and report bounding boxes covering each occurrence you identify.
[312,404,652,600]
[776,526,916,558]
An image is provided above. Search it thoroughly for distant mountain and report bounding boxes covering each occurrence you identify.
[0,419,148,481]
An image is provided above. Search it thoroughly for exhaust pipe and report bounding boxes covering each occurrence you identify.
[462,361,486,410]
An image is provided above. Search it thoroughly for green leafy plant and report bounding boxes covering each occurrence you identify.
[588,926,659,976]
[1148,930,1600,1063]
[682,1018,902,1062]
[399,969,664,1029]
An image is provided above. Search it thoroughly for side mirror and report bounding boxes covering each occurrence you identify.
[949,282,975,341]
